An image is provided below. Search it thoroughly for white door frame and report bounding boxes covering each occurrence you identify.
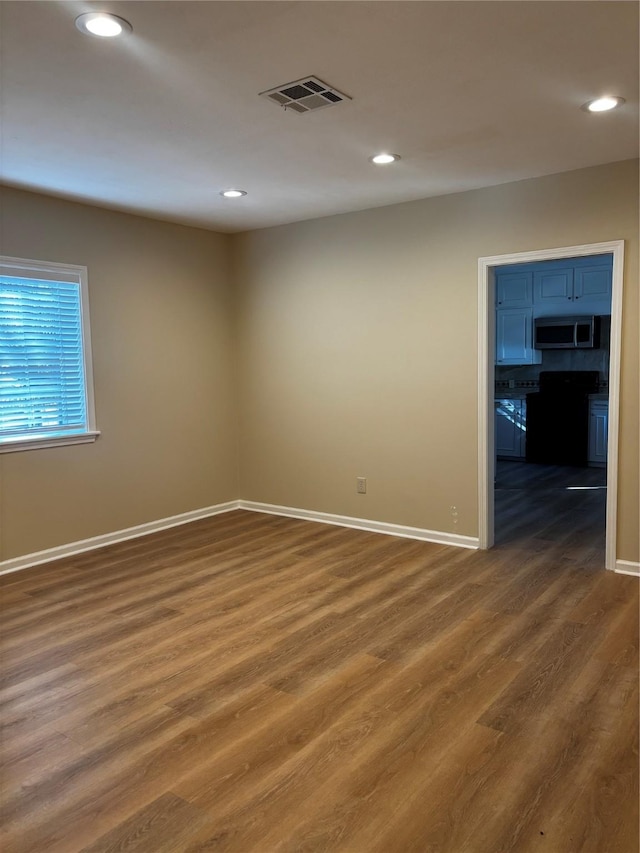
[478,240,625,571]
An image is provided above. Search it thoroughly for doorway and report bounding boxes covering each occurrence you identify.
[478,240,625,571]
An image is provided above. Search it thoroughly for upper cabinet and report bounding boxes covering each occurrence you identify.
[533,267,573,306]
[496,271,533,308]
[496,308,541,365]
[495,270,538,364]
[532,258,612,317]
[574,263,613,304]
[495,255,612,364]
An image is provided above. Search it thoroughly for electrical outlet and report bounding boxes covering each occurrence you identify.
[357,477,367,495]
[450,505,459,525]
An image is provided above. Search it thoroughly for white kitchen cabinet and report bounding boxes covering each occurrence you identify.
[574,264,613,307]
[534,261,612,318]
[588,399,608,467]
[533,267,573,307]
[495,398,527,458]
[495,256,611,365]
[496,271,533,308]
[496,308,542,365]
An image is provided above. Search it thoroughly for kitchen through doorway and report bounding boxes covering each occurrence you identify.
[478,241,624,571]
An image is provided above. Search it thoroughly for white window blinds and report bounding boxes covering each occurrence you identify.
[0,258,97,450]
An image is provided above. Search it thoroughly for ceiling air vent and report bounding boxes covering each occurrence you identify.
[260,77,351,114]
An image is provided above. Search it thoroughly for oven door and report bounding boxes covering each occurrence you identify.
[526,392,590,466]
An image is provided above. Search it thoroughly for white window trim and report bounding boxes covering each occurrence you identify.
[0,255,100,453]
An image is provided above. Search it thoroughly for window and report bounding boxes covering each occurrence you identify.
[0,256,99,452]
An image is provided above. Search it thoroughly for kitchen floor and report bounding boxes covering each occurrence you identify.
[494,460,607,561]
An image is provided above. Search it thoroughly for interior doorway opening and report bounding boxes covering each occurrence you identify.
[478,241,625,571]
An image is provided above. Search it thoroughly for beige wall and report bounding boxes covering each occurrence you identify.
[234,160,639,563]
[2,160,638,566]
[0,187,238,561]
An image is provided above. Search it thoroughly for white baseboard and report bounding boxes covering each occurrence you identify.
[0,501,241,576]
[14,500,637,580]
[614,559,640,577]
[238,500,480,550]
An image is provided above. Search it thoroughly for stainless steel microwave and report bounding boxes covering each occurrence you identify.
[533,315,600,349]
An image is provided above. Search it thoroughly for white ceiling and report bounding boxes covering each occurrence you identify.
[1,1,638,233]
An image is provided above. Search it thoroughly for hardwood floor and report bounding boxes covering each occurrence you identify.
[1,507,637,852]
[495,461,607,555]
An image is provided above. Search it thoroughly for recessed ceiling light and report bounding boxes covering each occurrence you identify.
[370,153,401,165]
[220,189,247,199]
[75,12,132,38]
[582,96,625,113]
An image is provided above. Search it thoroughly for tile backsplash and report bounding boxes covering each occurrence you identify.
[495,378,540,391]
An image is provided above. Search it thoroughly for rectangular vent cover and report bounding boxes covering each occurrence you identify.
[260,76,350,114]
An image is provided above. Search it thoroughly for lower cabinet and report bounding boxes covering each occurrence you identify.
[588,399,608,467]
[495,398,526,458]
[496,396,608,466]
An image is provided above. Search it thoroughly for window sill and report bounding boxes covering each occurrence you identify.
[0,431,101,454]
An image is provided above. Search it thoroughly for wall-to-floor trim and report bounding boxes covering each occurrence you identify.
[239,500,479,549]
[11,495,635,578]
[1,500,478,577]
[478,240,625,571]
[614,560,640,577]
[0,501,242,576]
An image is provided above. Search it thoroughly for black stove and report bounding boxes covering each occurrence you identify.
[526,371,599,466]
